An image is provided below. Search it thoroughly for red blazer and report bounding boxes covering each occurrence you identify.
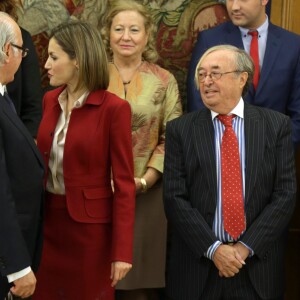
[37,86,135,262]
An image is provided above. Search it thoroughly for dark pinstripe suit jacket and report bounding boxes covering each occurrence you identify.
[163,102,296,300]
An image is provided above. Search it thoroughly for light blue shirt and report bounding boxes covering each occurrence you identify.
[206,99,253,259]
[239,15,269,71]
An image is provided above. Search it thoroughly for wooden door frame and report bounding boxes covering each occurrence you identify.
[271,0,300,34]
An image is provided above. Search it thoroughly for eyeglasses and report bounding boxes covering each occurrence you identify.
[11,43,29,58]
[198,70,241,82]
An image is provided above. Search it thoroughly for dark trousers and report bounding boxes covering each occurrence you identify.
[0,282,31,300]
[0,278,9,300]
[199,265,283,300]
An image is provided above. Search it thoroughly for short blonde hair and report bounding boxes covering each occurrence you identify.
[50,20,109,92]
[101,0,158,63]
[194,44,254,97]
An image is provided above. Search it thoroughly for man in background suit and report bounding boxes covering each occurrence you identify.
[6,27,42,138]
[0,0,42,138]
[187,0,300,146]
[0,12,44,299]
[164,45,296,300]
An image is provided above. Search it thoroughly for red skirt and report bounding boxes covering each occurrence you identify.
[33,193,114,300]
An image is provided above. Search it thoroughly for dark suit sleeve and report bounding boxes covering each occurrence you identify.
[20,29,42,137]
[286,44,300,146]
[0,128,31,276]
[7,28,42,138]
[241,114,296,258]
[186,31,208,112]
[163,120,218,259]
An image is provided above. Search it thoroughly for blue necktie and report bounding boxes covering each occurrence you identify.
[3,92,17,113]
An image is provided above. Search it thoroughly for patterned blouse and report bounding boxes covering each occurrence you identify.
[108,61,182,177]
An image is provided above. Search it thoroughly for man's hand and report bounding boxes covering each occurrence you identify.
[213,244,245,278]
[10,270,36,298]
[110,261,132,287]
[233,242,250,261]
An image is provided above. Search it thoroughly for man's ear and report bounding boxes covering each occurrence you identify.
[2,43,11,62]
[239,71,249,90]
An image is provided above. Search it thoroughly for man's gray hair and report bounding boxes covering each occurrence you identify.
[194,44,254,97]
[0,12,18,66]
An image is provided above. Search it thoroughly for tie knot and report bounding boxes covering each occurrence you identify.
[217,114,234,127]
[248,30,259,38]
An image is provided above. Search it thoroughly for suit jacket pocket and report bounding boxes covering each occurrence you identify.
[83,188,113,222]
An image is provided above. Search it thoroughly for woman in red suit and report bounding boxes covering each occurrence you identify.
[33,21,135,300]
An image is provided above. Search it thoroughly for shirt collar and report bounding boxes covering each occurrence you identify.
[0,83,6,96]
[58,88,89,110]
[239,14,269,37]
[211,97,244,120]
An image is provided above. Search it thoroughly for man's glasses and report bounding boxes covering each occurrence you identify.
[11,43,29,58]
[198,70,241,82]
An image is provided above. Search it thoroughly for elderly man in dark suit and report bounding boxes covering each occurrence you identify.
[164,45,296,300]
[0,12,44,299]
[187,0,300,147]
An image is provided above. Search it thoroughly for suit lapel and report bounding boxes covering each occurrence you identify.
[256,23,281,95]
[39,98,61,155]
[244,103,265,204]
[225,23,281,98]
[191,105,265,206]
[192,110,217,205]
[225,22,245,49]
[0,95,44,167]
[41,89,106,153]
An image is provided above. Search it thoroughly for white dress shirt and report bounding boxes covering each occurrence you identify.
[46,88,88,194]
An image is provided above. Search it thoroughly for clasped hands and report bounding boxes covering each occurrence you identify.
[212,242,249,278]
